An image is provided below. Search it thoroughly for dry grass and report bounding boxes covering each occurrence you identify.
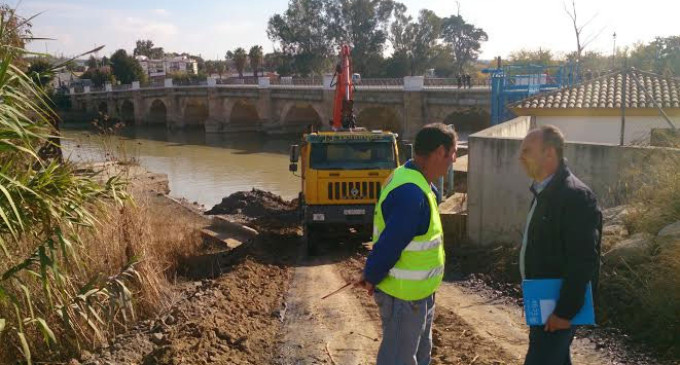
[0,190,203,363]
[598,143,680,359]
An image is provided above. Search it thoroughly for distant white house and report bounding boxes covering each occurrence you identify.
[510,69,680,145]
[135,55,198,78]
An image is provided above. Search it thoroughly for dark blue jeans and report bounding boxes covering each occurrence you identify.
[374,289,435,365]
[524,326,575,365]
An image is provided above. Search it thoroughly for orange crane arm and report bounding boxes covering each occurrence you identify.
[332,44,355,130]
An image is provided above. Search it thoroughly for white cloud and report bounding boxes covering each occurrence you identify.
[111,16,179,40]
[152,8,169,17]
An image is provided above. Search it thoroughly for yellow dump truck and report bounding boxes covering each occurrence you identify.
[289,129,410,254]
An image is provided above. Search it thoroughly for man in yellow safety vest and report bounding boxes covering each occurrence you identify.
[357,123,458,365]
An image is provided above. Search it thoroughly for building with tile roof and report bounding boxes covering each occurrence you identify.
[509,68,679,145]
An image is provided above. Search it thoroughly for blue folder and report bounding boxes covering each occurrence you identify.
[522,279,595,326]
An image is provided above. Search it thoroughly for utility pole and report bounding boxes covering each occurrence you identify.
[619,58,627,146]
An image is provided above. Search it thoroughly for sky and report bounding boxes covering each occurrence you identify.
[16,0,680,61]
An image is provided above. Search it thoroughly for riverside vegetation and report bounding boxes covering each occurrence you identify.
[0,18,204,363]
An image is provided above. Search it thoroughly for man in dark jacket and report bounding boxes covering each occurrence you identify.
[518,125,602,365]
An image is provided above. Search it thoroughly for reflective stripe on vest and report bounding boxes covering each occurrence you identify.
[403,235,443,252]
[388,265,444,281]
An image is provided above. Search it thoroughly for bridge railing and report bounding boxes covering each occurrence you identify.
[174,79,209,86]
[356,78,403,88]
[270,77,324,86]
[141,80,165,88]
[113,84,132,91]
[216,78,258,85]
[424,77,491,89]
[70,77,493,94]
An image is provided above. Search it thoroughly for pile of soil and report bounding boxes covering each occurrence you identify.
[205,189,300,232]
[79,230,300,365]
[205,189,297,217]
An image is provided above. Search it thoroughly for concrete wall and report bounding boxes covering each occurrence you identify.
[467,116,680,245]
[536,115,679,145]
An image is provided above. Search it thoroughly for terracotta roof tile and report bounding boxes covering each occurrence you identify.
[512,69,680,110]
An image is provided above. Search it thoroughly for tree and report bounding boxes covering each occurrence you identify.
[264,51,294,76]
[441,14,488,74]
[508,48,556,66]
[388,2,413,55]
[249,45,264,77]
[0,5,32,69]
[86,55,98,69]
[564,0,603,63]
[629,36,680,76]
[267,0,335,76]
[324,0,396,76]
[383,50,412,77]
[27,58,54,87]
[110,49,146,84]
[133,39,164,59]
[230,48,248,77]
[80,67,115,87]
[407,10,443,75]
[215,60,227,78]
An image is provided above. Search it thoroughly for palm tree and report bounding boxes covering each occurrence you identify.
[249,45,263,78]
[232,47,247,78]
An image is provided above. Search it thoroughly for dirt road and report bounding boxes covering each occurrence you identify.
[80,190,668,365]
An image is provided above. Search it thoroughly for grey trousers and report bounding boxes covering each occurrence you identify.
[524,326,576,365]
[374,289,435,365]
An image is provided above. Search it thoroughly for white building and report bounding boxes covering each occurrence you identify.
[135,55,199,78]
[510,69,680,145]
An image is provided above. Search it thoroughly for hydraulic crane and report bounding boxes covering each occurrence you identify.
[331,44,356,130]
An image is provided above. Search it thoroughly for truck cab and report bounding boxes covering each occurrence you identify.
[290,129,409,254]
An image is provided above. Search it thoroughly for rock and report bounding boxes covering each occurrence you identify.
[163,314,176,325]
[604,233,654,264]
[658,221,680,238]
[602,206,632,225]
[80,350,94,361]
[151,332,166,345]
[603,224,628,237]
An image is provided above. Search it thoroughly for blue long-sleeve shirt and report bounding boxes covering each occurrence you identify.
[363,160,440,286]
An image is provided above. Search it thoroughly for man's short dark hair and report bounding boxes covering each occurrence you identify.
[540,125,565,160]
[414,123,458,157]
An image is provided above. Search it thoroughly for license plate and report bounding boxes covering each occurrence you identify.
[344,209,365,215]
[312,213,325,221]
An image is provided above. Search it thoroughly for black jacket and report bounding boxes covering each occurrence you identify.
[525,161,602,320]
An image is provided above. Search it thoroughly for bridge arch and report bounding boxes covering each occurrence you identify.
[97,101,108,114]
[225,99,260,127]
[182,100,209,127]
[280,102,323,133]
[149,99,167,125]
[356,106,403,135]
[120,100,135,125]
[442,108,491,138]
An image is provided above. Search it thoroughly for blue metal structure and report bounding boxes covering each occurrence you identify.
[483,62,580,125]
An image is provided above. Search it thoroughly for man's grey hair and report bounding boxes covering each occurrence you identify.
[540,125,565,160]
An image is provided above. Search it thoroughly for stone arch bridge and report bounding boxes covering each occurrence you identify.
[70,79,491,139]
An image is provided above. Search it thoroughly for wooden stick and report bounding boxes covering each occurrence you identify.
[325,342,338,365]
[321,282,352,300]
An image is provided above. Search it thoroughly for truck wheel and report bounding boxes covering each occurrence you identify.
[304,224,320,257]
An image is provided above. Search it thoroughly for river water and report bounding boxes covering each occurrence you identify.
[61,126,301,208]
